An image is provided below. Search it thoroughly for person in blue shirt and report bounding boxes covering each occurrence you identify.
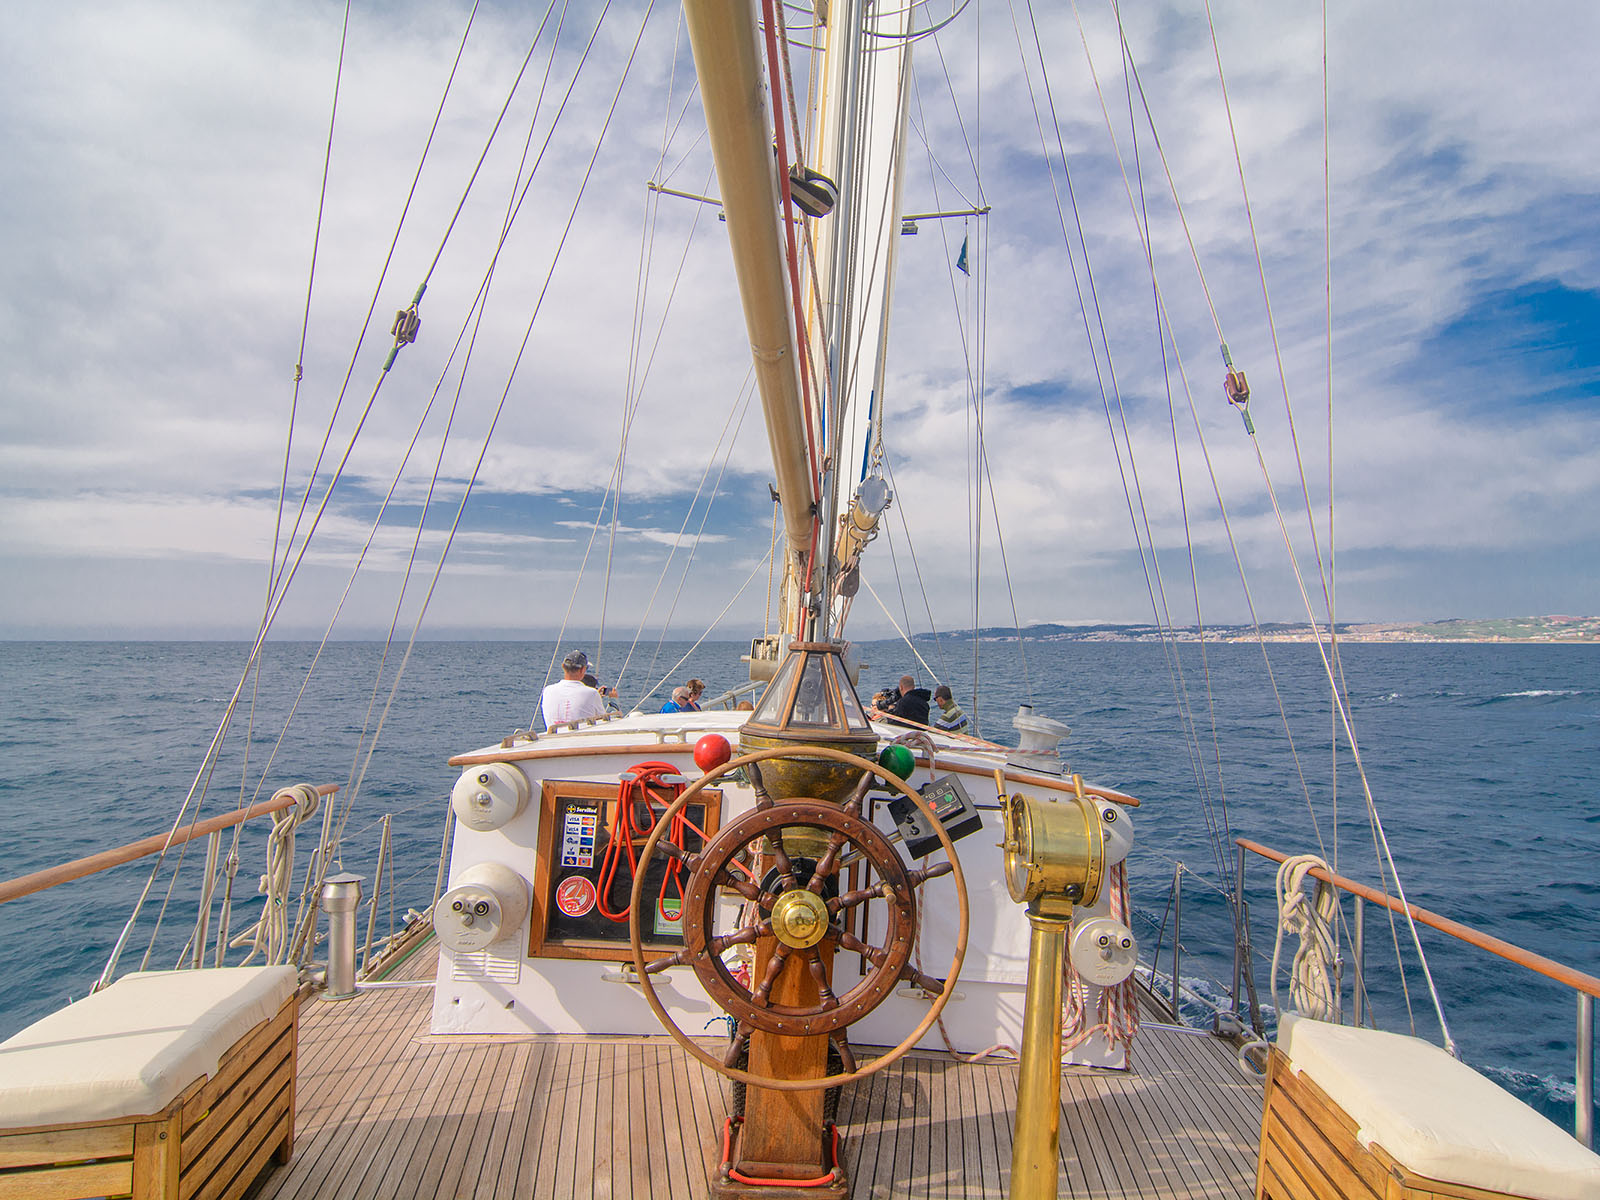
[660,686,693,714]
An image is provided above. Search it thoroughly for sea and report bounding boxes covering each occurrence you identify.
[1,638,1595,1132]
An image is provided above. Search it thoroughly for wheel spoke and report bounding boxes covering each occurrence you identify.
[750,945,792,1004]
[724,1022,751,1069]
[830,1034,857,1075]
[714,868,764,904]
[765,835,800,892]
[842,770,874,818]
[807,830,850,893]
[830,927,888,968]
[899,964,947,996]
[908,861,953,887]
[708,927,760,955]
[644,948,694,974]
[828,885,881,915]
[802,948,839,1008]
[748,762,773,810]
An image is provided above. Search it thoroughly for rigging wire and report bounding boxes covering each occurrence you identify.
[1015,0,1236,890]
[639,547,776,704]
[1113,0,1236,885]
[860,575,945,688]
[99,0,488,989]
[324,0,661,896]
[599,9,690,680]
[630,380,759,704]
[880,454,952,685]
[267,2,484,615]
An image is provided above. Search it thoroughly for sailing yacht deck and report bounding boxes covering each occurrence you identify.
[251,937,1262,1199]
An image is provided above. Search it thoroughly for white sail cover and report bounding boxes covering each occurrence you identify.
[808,1,914,497]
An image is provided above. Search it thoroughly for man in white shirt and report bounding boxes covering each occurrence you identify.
[541,650,608,729]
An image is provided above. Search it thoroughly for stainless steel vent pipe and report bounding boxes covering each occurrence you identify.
[320,872,364,1000]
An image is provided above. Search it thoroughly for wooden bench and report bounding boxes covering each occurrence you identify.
[1257,1014,1600,1200]
[0,966,299,1200]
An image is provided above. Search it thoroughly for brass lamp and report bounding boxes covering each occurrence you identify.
[737,641,878,807]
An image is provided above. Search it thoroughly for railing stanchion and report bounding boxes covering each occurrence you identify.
[361,814,391,974]
[1352,895,1365,1028]
[432,807,455,912]
[1172,862,1183,1022]
[190,829,222,969]
[1234,844,1246,1020]
[1578,993,1594,1148]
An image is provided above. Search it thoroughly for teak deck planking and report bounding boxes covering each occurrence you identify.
[250,940,1260,1200]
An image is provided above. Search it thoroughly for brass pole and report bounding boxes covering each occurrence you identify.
[1010,911,1068,1200]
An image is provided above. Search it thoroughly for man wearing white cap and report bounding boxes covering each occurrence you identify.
[541,650,608,729]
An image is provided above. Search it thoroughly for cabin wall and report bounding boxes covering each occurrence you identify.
[428,733,1124,1066]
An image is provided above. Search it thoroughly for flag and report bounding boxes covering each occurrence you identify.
[956,234,970,276]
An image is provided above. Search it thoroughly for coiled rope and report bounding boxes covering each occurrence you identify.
[235,785,322,967]
[1271,853,1339,1022]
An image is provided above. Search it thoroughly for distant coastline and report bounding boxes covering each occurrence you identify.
[913,615,1600,645]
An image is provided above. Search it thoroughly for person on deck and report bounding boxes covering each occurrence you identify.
[932,685,969,733]
[660,686,693,714]
[685,679,706,711]
[874,675,931,728]
[541,650,608,729]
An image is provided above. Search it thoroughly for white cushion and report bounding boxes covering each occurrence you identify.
[0,966,297,1127]
[1278,1013,1600,1200]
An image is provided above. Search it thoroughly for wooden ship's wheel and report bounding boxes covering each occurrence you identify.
[630,743,967,1195]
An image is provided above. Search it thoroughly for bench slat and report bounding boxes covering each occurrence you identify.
[186,1078,293,1200]
[0,1156,134,1200]
[181,1022,293,1166]
[0,1124,134,1169]
[181,999,296,1135]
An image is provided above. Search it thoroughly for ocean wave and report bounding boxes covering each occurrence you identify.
[1478,1064,1596,1133]
[1472,688,1586,706]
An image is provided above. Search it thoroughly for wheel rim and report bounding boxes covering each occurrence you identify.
[628,744,969,1092]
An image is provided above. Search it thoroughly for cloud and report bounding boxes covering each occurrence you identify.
[2,2,1597,638]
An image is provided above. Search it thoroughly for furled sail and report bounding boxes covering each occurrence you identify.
[808,1,915,633]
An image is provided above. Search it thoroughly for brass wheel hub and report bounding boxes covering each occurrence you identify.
[770,888,830,949]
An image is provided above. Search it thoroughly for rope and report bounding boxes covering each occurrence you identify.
[1061,862,1139,1055]
[1271,854,1339,1022]
[596,763,682,922]
[234,785,321,967]
[859,575,943,687]
[638,548,774,705]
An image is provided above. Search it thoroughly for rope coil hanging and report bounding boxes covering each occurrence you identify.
[1271,853,1339,1022]
[233,784,322,967]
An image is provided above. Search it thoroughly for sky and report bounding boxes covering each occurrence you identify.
[2,1,1597,642]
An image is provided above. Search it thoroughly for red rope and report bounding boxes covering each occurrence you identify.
[721,1117,843,1188]
[595,761,682,922]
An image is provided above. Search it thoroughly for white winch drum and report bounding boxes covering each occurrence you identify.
[1070,916,1138,987]
[434,862,530,953]
[450,762,531,832]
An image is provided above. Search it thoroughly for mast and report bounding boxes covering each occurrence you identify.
[680,0,815,634]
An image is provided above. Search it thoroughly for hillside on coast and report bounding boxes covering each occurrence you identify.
[911,615,1599,644]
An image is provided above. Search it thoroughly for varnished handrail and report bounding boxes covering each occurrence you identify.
[0,784,339,906]
[1238,837,1600,1000]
